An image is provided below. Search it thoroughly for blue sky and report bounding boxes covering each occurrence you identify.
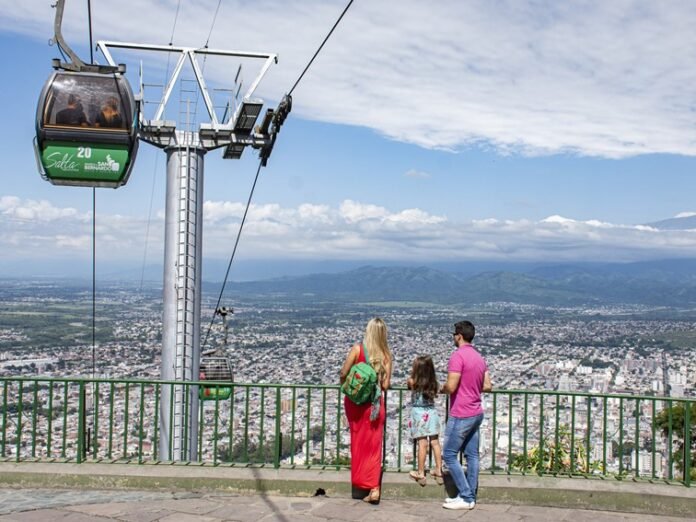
[2,0,696,279]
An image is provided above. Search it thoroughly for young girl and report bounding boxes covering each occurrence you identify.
[407,355,443,486]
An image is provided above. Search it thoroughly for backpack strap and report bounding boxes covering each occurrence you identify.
[362,343,370,365]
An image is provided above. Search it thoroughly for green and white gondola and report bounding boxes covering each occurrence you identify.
[35,70,138,188]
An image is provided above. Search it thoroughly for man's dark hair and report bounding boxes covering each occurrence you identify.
[454,320,475,342]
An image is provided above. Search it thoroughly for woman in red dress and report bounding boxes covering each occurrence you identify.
[339,317,393,503]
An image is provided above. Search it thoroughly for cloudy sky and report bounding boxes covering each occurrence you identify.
[2,0,696,278]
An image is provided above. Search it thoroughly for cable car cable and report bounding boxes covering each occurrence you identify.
[192,0,223,128]
[204,0,223,48]
[92,190,97,378]
[169,0,183,46]
[87,0,97,381]
[87,0,97,455]
[87,0,94,63]
[202,0,356,347]
[139,155,160,292]
[288,0,354,96]
[202,159,264,349]
[139,0,187,288]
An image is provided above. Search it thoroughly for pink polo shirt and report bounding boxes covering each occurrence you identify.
[447,343,488,418]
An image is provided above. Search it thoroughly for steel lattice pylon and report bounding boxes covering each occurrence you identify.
[97,40,279,461]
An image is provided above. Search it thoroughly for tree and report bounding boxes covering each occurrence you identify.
[655,403,696,480]
[310,425,324,443]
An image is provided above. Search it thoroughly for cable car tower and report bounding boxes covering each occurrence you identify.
[99,43,283,462]
[36,0,289,461]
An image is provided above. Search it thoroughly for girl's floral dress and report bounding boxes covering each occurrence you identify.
[408,391,441,439]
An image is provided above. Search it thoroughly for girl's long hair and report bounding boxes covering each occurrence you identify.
[410,355,438,401]
[363,317,391,380]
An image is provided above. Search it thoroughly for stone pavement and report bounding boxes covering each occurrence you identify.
[0,489,690,522]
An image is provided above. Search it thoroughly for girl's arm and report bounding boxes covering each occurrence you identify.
[406,377,414,390]
[339,344,360,384]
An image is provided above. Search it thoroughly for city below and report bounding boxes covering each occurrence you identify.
[0,276,694,479]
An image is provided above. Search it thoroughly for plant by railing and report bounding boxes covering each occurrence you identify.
[655,402,695,481]
[509,424,594,475]
[0,377,692,486]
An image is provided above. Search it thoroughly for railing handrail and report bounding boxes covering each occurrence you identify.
[2,376,693,405]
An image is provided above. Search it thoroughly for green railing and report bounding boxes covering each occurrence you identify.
[0,377,692,486]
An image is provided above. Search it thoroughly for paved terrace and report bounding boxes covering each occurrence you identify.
[0,463,694,521]
[0,488,690,522]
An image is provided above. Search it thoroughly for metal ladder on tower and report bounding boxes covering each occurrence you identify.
[172,135,199,458]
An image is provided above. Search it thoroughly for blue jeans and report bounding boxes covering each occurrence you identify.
[443,413,483,502]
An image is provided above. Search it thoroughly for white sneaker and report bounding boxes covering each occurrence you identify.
[442,497,475,510]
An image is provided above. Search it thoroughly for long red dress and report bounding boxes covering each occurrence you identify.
[344,348,386,489]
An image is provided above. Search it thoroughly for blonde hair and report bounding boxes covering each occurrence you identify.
[363,317,391,379]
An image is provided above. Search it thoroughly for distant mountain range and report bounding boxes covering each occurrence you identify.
[645,214,696,230]
[221,259,696,307]
[5,258,696,307]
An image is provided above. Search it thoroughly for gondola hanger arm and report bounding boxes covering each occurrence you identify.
[51,0,121,74]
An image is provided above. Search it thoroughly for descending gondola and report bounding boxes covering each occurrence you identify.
[199,349,234,401]
[34,0,139,188]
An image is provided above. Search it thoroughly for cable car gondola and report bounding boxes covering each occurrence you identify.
[199,349,234,401]
[35,69,139,188]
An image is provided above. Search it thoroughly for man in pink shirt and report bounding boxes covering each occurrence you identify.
[440,320,492,510]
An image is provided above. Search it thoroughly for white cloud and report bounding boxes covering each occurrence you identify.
[3,195,696,264]
[4,1,696,158]
[385,209,445,226]
[339,200,389,224]
[0,196,82,222]
[404,169,431,179]
[675,212,696,218]
[0,196,163,259]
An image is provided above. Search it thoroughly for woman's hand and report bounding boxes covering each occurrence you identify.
[339,344,360,384]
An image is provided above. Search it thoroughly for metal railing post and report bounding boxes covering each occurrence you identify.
[491,392,497,473]
[16,380,23,462]
[684,402,692,487]
[1,380,8,457]
[77,380,86,463]
[274,387,282,469]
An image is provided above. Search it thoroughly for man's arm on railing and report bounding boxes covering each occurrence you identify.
[482,371,492,393]
[440,371,461,395]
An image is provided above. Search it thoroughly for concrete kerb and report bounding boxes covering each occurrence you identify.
[0,462,694,518]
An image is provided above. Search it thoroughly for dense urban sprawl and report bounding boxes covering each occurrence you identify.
[0,285,693,479]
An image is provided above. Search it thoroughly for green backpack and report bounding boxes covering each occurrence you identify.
[342,344,379,405]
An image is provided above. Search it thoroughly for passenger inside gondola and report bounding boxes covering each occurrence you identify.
[55,94,88,127]
[95,96,124,128]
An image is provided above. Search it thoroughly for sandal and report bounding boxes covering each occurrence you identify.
[409,470,427,487]
[430,471,444,485]
[362,488,380,504]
